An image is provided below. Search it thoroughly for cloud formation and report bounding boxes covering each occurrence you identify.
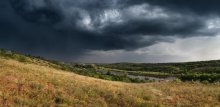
[1,0,220,61]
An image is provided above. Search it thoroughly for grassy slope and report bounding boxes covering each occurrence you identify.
[0,59,220,107]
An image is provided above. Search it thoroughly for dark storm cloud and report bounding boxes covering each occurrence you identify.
[0,0,219,61]
[146,0,220,15]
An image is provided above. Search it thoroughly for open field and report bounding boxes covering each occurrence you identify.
[0,54,220,106]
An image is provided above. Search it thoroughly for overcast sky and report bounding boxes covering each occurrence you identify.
[1,0,220,63]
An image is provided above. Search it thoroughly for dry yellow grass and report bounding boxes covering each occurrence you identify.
[0,58,220,107]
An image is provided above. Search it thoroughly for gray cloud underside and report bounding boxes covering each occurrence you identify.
[0,0,220,60]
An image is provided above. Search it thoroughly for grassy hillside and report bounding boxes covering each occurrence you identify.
[0,49,220,106]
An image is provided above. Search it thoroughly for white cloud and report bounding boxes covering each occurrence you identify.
[125,4,170,20]
[77,36,220,63]
[100,9,122,24]
[207,17,220,29]
[137,36,220,61]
